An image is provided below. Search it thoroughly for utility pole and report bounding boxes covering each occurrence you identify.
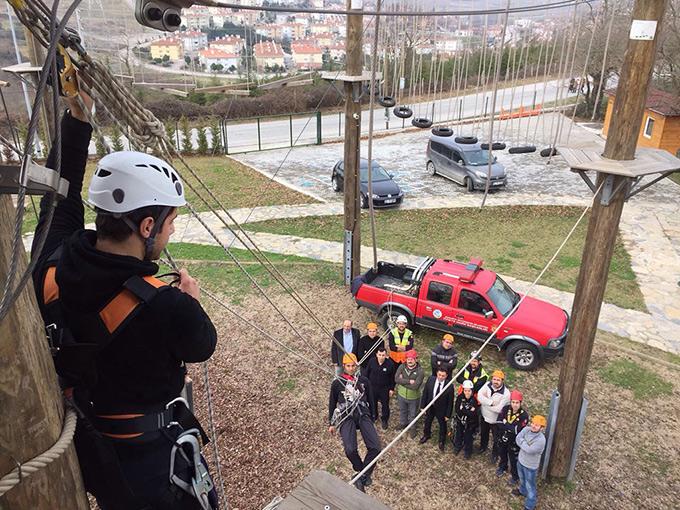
[0,28,88,507]
[548,0,668,479]
[342,0,363,283]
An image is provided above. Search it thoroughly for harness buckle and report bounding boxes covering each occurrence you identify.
[45,323,61,355]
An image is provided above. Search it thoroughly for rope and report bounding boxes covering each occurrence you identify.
[590,7,615,121]
[349,179,605,486]
[480,0,511,209]
[0,407,77,497]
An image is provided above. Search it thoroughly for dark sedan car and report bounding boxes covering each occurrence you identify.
[331,158,404,208]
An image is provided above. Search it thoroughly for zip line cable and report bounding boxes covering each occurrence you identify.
[198,0,596,17]
[350,179,604,486]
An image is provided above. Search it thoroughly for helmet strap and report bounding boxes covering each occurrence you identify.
[119,206,172,261]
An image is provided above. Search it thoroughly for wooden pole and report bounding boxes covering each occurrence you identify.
[343,0,363,283]
[0,195,89,508]
[548,0,667,479]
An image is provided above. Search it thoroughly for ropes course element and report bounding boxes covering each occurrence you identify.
[480,0,511,209]
[0,407,77,497]
[590,8,615,121]
[195,0,597,18]
[349,179,605,487]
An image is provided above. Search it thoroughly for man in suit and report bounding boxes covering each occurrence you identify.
[332,319,360,376]
[419,367,455,451]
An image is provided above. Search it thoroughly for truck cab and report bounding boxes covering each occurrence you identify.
[352,258,569,371]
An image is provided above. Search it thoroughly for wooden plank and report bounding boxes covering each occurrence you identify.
[149,87,189,98]
[1,62,43,74]
[0,80,10,87]
[278,470,391,510]
[258,72,312,90]
[194,85,250,95]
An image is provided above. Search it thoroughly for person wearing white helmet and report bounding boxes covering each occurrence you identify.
[387,314,415,365]
[453,379,480,459]
[31,89,218,509]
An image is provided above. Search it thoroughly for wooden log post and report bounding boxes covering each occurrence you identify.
[342,0,363,283]
[0,195,88,508]
[548,0,668,479]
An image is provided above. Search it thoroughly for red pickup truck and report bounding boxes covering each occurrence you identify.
[351,257,569,371]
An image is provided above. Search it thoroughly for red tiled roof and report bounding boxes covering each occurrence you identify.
[151,38,181,47]
[292,43,323,54]
[606,87,680,117]
[200,48,238,59]
[254,41,284,57]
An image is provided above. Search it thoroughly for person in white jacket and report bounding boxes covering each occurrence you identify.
[476,369,510,462]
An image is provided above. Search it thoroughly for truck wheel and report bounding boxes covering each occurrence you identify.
[465,177,474,192]
[427,161,437,176]
[380,310,410,330]
[506,341,540,371]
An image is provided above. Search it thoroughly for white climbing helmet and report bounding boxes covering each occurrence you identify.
[88,151,186,214]
[396,315,408,324]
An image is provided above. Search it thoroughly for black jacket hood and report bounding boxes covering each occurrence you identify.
[56,230,159,312]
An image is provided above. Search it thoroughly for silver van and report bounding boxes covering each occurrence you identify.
[426,135,507,191]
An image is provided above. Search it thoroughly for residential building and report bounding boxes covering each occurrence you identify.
[177,30,208,53]
[210,35,244,54]
[291,41,324,70]
[253,41,286,71]
[199,48,240,71]
[603,88,680,157]
[149,38,183,61]
[311,32,334,47]
[327,41,345,61]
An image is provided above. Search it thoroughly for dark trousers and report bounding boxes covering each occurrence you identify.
[339,414,382,477]
[453,421,476,455]
[371,387,391,421]
[498,440,520,480]
[480,420,499,455]
[423,410,447,444]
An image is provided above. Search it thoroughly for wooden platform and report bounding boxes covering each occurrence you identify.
[277,470,391,510]
[560,147,680,177]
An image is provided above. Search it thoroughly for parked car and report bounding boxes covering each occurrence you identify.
[351,257,569,371]
[426,135,507,191]
[331,158,404,208]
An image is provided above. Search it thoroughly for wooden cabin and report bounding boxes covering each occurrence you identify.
[602,88,680,157]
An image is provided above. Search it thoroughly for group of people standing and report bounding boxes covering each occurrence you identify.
[328,318,547,510]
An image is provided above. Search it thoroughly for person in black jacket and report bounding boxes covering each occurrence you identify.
[331,319,360,376]
[419,367,454,451]
[455,351,488,395]
[357,322,383,363]
[430,333,458,376]
[496,389,529,485]
[364,347,396,430]
[329,353,382,493]
[454,380,480,459]
[31,90,218,509]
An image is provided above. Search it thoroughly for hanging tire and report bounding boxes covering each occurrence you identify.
[332,176,341,192]
[427,160,437,176]
[465,177,474,192]
[481,142,506,151]
[454,136,478,144]
[379,96,396,108]
[506,341,541,371]
[431,126,453,137]
[508,145,537,154]
[393,106,413,119]
[412,117,433,129]
[540,147,558,157]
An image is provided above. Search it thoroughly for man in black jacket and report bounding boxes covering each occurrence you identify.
[419,367,454,451]
[357,322,383,363]
[31,91,218,509]
[331,319,360,376]
[329,353,382,492]
[430,333,458,376]
[455,351,488,395]
[364,347,396,430]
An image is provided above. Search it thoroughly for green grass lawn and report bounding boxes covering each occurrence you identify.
[242,205,646,311]
[161,242,342,305]
[670,172,680,187]
[21,155,315,235]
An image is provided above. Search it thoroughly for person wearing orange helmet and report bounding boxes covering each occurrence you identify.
[477,369,510,462]
[328,353,382,492]
[430,333,458,376]
[513,415,547,510]
[357,322,383,362]
[496,389,529,485]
